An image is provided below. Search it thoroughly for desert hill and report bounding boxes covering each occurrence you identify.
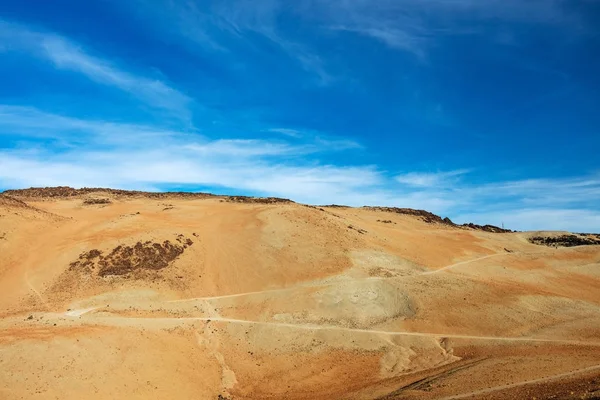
[1,187,599,399]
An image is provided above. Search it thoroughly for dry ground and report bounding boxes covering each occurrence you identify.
[0,190,599,399]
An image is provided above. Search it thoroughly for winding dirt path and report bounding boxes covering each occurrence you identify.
[421,253,505,275]
[66,311,600,347]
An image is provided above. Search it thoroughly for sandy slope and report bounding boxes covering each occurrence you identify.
[0,190,599,399]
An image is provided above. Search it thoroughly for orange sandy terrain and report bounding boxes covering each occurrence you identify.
[0,188,599,399]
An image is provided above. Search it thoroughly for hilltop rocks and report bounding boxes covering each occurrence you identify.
[529,234,600,247]
[364,206,511,233]
[3,187,296,204]
[3,186,215,200]
[461,223,511,233]
[225,196,294,204]
[363,206,452,225]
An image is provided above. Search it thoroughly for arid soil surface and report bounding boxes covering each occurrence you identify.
[1,188,599,399]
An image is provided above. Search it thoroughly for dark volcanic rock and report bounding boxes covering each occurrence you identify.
[225,196,294,204]
[363,207,452,225]
[461,223,512,233]
[529,234,600,247]
[443,217,454,225]
[69,235,194,277]
[364,206,513,233]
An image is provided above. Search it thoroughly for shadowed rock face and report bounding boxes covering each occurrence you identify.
[70,235,194,277]
[529,234,600,247]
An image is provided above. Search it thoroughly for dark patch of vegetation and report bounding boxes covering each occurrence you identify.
[69,234,194,277]
[377,219,395,224]
[529,235,600,248]
[83,198,112,205]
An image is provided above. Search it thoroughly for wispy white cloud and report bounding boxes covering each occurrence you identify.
[0,105,184,147]
[313,0,585,56]
[0,105,360,155]
[112,0,593,75]
[345,27,426,58]
[183,138,357,157]
[267,127,362,151]
[330,15,428,58]
[0,20,191,121]
[456,177,600,210]
[396,169,470,188]
[114,0,590,85]
[121,0,335,83]
[268,128,303,138]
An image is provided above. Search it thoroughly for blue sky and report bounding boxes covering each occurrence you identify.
[1,0,599,231]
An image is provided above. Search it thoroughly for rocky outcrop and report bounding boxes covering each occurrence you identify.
[363,206,511,233]
[69,234,194,277]
[461,223,512,233]
[363,206,452,225]
[225,196,294,204]
[529,234,600,247]
[2,187,215,200]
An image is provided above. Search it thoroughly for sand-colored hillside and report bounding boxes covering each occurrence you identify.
[1,188,599,399]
